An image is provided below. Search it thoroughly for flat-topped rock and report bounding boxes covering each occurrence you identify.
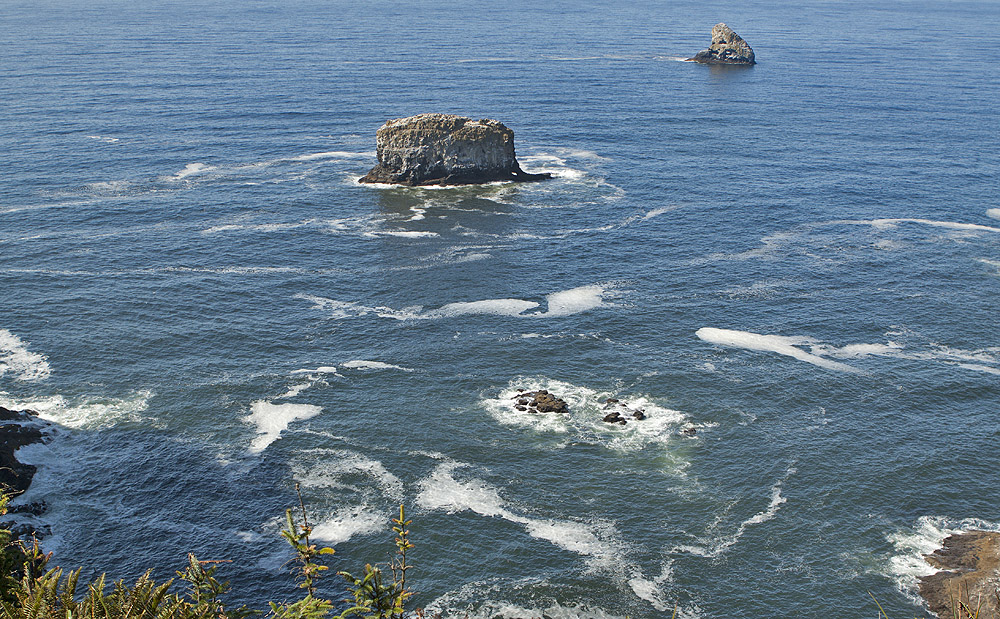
[919,530,1000,618]
[688,23,756,65]
[359,113,551,186]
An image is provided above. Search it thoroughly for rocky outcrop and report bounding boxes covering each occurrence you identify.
[600,399,647,426]
[512,390,569,414]
[688,23,756,65]
[359,113,552,186]
[919,531,1000,618]
[0,406,51,538]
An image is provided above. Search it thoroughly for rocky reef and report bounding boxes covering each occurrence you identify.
[359,113,552,186]
[920,530,1000,618]
[512,390,570,414]
[688,23,756,65]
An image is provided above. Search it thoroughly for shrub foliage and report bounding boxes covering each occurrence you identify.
[0,491,418,619]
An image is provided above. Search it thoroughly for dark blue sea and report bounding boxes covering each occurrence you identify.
[2,0,999,616]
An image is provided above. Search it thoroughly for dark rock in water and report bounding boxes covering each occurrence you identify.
[632,410,646,420]
[0,406,46,496]
[359,113,552,186]
[919,530,1000,618]
[682,426,697,436]
[603,412,623,424]
[0,406,52,539]
[516,389,570,414]
[688,23,756,65]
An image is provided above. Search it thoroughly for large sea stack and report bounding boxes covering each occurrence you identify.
[919,530,1000,618]
[688,23,756,65]
[359,113,551,186]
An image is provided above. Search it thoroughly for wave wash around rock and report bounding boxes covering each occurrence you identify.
[359,113,552,186]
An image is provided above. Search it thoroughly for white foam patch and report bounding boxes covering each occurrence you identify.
[245,401,322,454]
[696,327,863,373]
[366,230,440,238]
[288,151,374,162]
[0,390,152,430]
[417,462,622,568]
[290,366,340,375]
[340,360,413,372]
[292,449,405,499]
[311,505,385,544]
[987,209,1000,220]
[886,516,1000,602]
[483,378,691,456]
[955,362,1000,375]
[276,383,313,400]
[297,284,613,321]
[173,162,214,180]
[809,342,904,359]
[676,469,794,558]
[425,595,633,619]
[86,135,119,143]
[0,330,51,382]
[202,220,317,234]
[542,285,607,317]
[839,218,1000,234]
[432,299,541,318]
[978,258,1000,275]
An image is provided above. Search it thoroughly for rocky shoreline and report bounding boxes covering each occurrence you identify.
[920,530,1000,618]
[0,405,51,538]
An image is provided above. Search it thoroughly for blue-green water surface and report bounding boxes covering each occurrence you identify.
[2,1,999,617]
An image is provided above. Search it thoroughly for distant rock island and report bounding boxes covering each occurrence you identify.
[688,23,756,65]
[359,113,552,186]
[919,530,1000,618]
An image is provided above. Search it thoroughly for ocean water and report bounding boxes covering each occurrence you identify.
[2,0,999,616]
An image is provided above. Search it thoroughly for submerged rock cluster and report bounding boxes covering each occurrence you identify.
[510,389,661,427]
[600,398,646,425]
[688,23,756,65]
[512,389,570,414]
[359,113,552,186]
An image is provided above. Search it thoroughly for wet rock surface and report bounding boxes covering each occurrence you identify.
[0,406,52,538]
[688,23,756,65]
[919,530,1000,618]
[600,398,648,426]
[359,113,552,186]
[512,389,569,414]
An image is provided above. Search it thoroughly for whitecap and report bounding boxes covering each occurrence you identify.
[987,209,1000,220]
[542,285,607,317]
[0,330,51,382]
[340,360,413,372]
[366,230,440,238]
[431,299,541,318]
[838,218,1000,234]
[696,327,862,373]
[676,468,794,558]
[311,505,385,544]
[418,462,622,569]
[0,390,153,430]
[245,401,322,454]
[173,162,214,180]
[292,449,404,500]
[287,151,374,162]
[296,284,613,321]
[290,366,340,375]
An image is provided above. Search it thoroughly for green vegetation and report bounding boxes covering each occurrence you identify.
[0,488,419,619]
